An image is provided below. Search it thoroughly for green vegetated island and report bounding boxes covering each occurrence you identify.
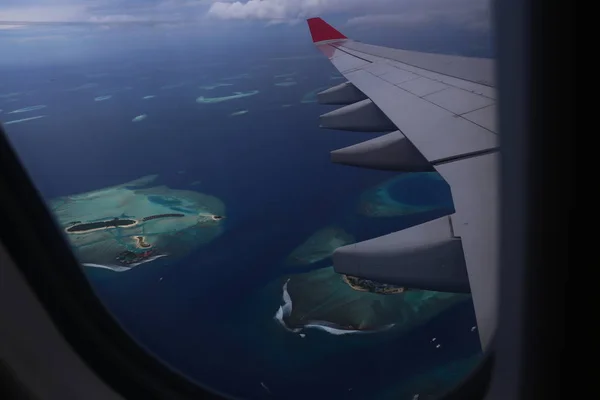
[196,90,259,104]
[276,225,469,336]
[48,175,226,271]
[275,170,466,336]
[285,226,354,266]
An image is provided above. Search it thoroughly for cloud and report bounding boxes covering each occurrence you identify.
[206,0,491,31]
[207,0,341,20]
[0,0,490,39]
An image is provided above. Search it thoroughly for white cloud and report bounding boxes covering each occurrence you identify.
[207,0,343,20]
[207,0,491,31]
[0,0,490,34]
[346,14,433,28]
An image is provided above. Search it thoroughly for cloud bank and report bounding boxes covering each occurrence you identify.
[207,0,491,31]
[1,0,490,32]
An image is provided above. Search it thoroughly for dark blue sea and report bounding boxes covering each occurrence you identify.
[1,29,489,399]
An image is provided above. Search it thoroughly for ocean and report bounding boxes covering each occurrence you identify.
[1,34,484,399]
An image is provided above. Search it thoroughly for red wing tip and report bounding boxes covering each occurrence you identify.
[306,17,347,43]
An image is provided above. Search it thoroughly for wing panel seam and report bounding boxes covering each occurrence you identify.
[329,44,373,64]
[357,69,498,135]
[337,47,496,100]
[339,43,494,87]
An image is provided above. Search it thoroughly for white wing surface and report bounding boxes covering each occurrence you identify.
[306,17,498,350]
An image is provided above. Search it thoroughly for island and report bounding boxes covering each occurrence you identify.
[7,105,47,114]
[285,226,354,266]
[49,174,226,271]
[94,95,112,102]
[132,114,147,122]
[134,235,152,248]
[199,83,234,90]
[274,223,469,335]
[274,266,469,336]
[4,115,47,125]
[342,275,406,294]
[0,92,21,99]
[196,90,259,104]
[359,172,454,217]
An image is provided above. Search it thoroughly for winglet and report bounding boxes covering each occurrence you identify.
[306,17,347,43]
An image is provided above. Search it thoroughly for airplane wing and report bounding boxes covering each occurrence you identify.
[306,17,498,350]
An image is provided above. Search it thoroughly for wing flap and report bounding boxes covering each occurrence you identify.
[319,99,396,132]
[317,81,367,105]
[436,152,499,350]
[330,130,434,172]
[333,216,471,293]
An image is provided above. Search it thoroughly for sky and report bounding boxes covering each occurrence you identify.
[0,0,493,67]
